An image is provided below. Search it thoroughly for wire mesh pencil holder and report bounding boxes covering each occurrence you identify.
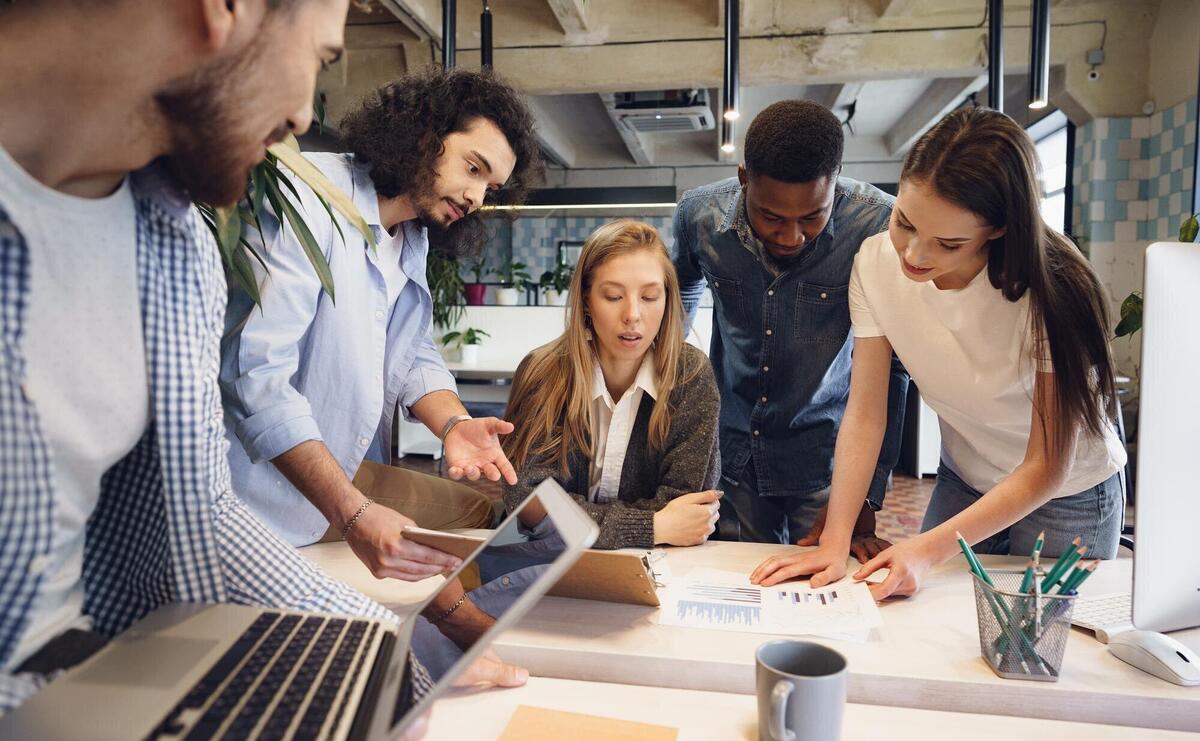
[971,570,1076,682]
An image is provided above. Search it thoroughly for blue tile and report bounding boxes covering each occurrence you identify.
[1093,180,1116,200]
[1108,200,1127,221]
[1163,107,1175,130]
[1090,221,1115,241]
[1111,118,1132,139]
[1110,159,1129,180]
[1100,138,1119,160]
[1186,143,1197,167]
[1188,97,1198,123]
[1148,136,1161,158]
[1172,169,1184,192]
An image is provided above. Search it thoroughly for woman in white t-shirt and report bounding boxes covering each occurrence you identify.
[751,107,1126,599]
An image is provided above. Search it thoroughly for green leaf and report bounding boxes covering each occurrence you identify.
[1114,291,1143,338]
[214,206,242,266]
[229,244,261,306]
[1180,213,1199,243]
[269,139,376,249]
[264,176,336,304]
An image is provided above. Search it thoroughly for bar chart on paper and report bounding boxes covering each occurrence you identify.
[659,568,881,638]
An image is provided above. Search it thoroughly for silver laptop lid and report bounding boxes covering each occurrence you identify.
[359,478,598,740]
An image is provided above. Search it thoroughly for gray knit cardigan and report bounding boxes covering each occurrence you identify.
[502,343,721,549]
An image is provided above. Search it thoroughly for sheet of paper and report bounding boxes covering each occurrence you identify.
[657,567,881,639]
[499,705,678,741]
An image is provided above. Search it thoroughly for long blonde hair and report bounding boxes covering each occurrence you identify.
[503,220,694,473]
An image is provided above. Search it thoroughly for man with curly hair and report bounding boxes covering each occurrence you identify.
[672,100,909,553]
[220,69,544,612]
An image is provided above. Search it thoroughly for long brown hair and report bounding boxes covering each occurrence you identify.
[502,220,695,473]
[902,107,1117,457]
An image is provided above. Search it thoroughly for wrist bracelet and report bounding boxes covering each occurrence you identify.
[439,413,472,441]
[341,498,374,540]
[428,594,468,626]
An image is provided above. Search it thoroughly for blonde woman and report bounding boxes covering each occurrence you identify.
[502,219,723,549]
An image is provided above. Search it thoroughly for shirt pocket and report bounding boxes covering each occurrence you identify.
[702,268,744,322]
[793,282,850,344]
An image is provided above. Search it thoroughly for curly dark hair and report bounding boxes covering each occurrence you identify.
[339,67,544,256]
[744,100,843,183]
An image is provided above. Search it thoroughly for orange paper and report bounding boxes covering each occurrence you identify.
[498,705,678,741]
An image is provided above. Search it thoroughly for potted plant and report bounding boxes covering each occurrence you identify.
[494,259,531,306]
[441,327,490,365]
[426,251,466,330]
[464,254,488,306]
[539,261,573,306]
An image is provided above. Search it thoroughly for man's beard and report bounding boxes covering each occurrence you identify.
[412,189,478,256]
[154,40,272,207]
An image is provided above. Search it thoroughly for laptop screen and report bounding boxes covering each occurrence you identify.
[381,480,594,738]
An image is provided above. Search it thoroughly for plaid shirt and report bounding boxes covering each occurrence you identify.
[0,163,430,714]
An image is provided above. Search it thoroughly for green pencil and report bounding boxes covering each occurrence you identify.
[1041,542,1084,589]
[1060,560,1098,594]
[1030,531,1045,571]
[956,531,993,586]
[1019,559,1036,594]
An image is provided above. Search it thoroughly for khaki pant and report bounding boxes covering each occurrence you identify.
[318,460,497,543]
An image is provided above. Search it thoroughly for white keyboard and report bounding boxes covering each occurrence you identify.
[1071,592,1134,643]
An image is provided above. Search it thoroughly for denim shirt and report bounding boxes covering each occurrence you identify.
[220,153,457,546]
[672,176,909,504]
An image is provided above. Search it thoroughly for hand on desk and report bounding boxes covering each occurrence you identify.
[796,500,892,563]
[444,417,518,484]
[454,649,530,689]
[851,536,937,601]
[346,505,462,581]
[654,490,721,546]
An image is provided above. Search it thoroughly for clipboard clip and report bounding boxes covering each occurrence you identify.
[642,551,669,589]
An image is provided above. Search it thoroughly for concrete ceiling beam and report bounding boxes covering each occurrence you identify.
[884,75,988,157]
[527,96,578,168]
[376,0,442,44]
[546,0,589,35]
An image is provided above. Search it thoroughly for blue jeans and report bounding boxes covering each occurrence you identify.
[921,463,1123,559]
[717,472,829,545]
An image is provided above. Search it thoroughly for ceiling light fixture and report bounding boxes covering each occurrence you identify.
[1029,0,1050,110]
[988,0,1003,111]
[722,0,740,126]
[442,0,456,69]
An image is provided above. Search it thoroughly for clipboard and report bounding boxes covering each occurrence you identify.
[401,527,486,560]
[548,550,665,607]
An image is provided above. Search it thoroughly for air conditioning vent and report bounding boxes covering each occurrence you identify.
[623,112,713,133]
[609,89,715,135]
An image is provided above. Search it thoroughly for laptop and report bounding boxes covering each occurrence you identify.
[0,479,597,740]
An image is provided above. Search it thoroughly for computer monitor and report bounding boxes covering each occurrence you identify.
[1132,241,1200,633]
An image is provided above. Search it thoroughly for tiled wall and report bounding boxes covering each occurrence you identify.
[1072,96,1197,377]
[1073,97,1197,244]
[476,215,675,281]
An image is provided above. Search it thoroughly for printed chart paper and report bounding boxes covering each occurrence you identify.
[657,568,881,639]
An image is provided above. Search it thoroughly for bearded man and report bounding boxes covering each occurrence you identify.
[219,68,544,589]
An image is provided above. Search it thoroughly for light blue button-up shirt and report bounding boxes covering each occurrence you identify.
[220,152,457,546]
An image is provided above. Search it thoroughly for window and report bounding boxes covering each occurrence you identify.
[1030,111,1069,233]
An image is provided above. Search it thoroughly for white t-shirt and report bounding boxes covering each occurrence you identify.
[377,225,409,314]
[0,144,148,670]
[588,352,659,503]
[849,232,1125,496]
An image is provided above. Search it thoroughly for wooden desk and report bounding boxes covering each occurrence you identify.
[303,540,1200,732]
[425,677,1194,740]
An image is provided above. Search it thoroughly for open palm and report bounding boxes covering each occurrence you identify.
[444,417,518,484]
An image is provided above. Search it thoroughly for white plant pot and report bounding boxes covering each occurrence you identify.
[460,344,479,365]
[495,287,520,305]
[544,289,568,306]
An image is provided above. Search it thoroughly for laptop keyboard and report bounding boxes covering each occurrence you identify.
[148,611,380,741]
[1071,592,1134,643]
